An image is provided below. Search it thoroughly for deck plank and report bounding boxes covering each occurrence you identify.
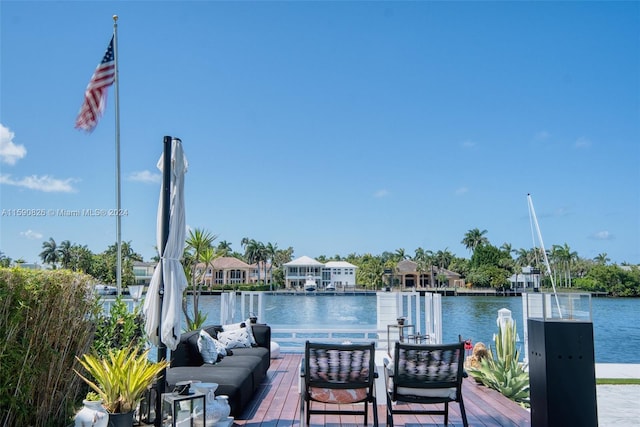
[233,353,530,427]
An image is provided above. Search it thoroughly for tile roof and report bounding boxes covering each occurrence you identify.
[325,261,357,268]
[211,256,251,269]
[283,255,324,267]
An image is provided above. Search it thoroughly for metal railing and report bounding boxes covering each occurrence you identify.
[271,327,381,352]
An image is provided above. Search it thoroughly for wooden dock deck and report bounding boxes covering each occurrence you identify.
[234,352,531,426]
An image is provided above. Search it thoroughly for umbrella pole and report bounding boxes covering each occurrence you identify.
[155,135,172,426]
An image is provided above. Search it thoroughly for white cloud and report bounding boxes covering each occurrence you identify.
[575,137,591,149]
[534,130,550,140]
[590,231,614,240]
[455,187,469,195]
[0,124,27,165]
[461,140,476,149]
[0,174,77,192]
[20,229,43,240]
[374,189,390,198]
[128,170,161,184]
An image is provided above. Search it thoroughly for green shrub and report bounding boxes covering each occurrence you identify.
[0,267,100,426]
[467,320,530,407]
[91,296,146,357]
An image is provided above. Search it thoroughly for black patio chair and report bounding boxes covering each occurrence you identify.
[385,341,469,427]
[300,341,379,426]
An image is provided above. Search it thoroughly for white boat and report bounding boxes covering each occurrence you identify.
[325,283,336,292]
[95,284,117,295]
[304,275,317,292]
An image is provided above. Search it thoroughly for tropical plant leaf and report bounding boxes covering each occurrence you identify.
[75,347,168,413]
[467,320,530,406]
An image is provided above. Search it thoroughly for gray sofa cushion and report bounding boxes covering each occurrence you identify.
[166,366,254,417]
[167,324,271,418]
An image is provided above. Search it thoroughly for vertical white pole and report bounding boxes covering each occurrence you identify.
[433,293,442,343]
[522,294,529,364]
[528,194,562,318]
[113,15,122,296]
[258,292,264,323]
[377,292,400,351]
[414,291,422,336]
[424,292,433,340]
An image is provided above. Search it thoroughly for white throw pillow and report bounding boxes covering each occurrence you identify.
[223,321,257,346]
[197,329,219,364]
[222,321,244,331]
[243,319,257,346]
[217,328,252,349]
[212,336,227,357]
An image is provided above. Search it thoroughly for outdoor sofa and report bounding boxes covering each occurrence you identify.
[166,323,271,417]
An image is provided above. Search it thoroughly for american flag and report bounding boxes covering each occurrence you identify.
[75,37,115,132]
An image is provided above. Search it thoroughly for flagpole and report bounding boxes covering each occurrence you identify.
[113,15,123,296]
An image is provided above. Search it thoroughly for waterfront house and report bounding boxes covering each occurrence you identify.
[508,266,541,290]
[195,256,273,287]
[132,261,155,286]
[284,256,358,289]
[395,259,463,288]
[248,260,273,285]
[323,260,357,289]
[283,256,324,289]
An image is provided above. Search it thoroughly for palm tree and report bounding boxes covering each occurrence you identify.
[551,243,578,287]
[199,247,219,291]
[565,244,578,287]
[355,253,384,290]
[0,252,11,267]
[69,244,93,273]
[461,228,489,253]
[265,242,278,291]
[216,240,232,257]
[594,253,610,266]
[413,247,426,287]
[413,247,435,288]
[39,237,60,268]
[185,228,217,325]
[435,248,453,270]
[58,240,73,269]
[394,248,408,262]
[500,242,513,256]
[104,241,143,286]
[436,272,449,288]
[498,243,516,276]
[515,248,530,268]
[242,239,266,284]
[548,246,562,286]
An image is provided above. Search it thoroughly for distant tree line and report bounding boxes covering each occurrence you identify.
[0,226,637,296]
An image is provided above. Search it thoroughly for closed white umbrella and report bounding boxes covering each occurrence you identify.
[143,137,188,351]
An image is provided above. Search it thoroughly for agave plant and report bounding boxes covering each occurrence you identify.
[467,320,530,407]
[75,347,169,413]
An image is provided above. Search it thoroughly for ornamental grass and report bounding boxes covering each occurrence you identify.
[0,268,100,426]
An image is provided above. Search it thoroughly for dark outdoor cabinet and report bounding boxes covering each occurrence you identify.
[527,319,598,427]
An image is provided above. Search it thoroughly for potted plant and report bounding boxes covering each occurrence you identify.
[74,391,109,427]
[75,346,169,426]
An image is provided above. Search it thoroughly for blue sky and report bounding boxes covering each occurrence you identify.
[1,1,638,266]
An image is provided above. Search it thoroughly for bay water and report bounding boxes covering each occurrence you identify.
[188,293,639,363]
